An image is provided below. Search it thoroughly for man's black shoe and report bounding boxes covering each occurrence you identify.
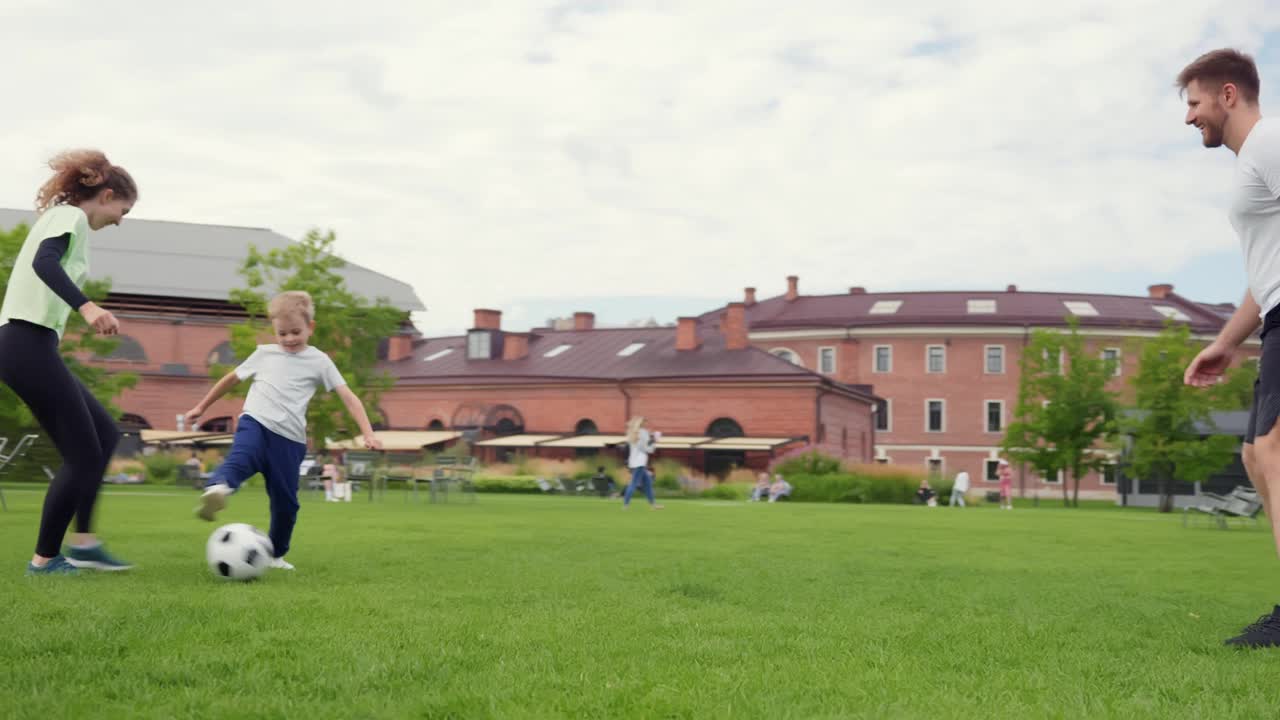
[1225,606,1280,648]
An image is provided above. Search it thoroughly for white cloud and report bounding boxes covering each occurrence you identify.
[1,1,1278,335]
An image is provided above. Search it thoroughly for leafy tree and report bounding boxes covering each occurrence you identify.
[1121,320,1253,512]
[1003,317,1120,507]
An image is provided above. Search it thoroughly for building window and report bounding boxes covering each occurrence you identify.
[707,417,745,438]
[984,459,1000,482]
[1044,470,1064,484]
[819,346,836,374]
[575,419,598,435]
[874,345,892,373]
[770,348,803,367]
[842,427,848,451]
[985,400,1004,433]
[927,457,943,479]
[985,345,1005,374]
[427,419,446,430]
[926,399,944,433]
[926,345,946,374]
[207,341,237,366]
[1102,347,1121,377]
[466,331,491,360]
[875,399,891,432]
[875,457,890,465]
[1102,464,1118,485]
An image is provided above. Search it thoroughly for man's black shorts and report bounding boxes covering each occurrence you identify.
[1246,307,1280,444]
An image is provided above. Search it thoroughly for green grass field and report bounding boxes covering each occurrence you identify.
[4,485,1280,719]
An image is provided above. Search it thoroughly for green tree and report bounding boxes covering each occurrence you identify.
[0,222,137,429]
[1002,317,1120,507]
[1121,321,1253,513]
[221,228,404,448]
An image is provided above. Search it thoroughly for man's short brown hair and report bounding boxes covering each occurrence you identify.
[1177,48,1260,103]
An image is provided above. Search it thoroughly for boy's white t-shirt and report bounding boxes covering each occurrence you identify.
[953,471,970,492]
[235,344,347,444]
[1230,117,1280,318]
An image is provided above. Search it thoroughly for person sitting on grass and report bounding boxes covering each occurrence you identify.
[915,480,937,506]
[591,466,618,498]
[768,474,792,503]
[750,472,771,502]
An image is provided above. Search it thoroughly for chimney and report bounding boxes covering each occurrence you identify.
[573,312,595,331]
[1006,284,1018,293]
[1148,283,1174,299]
[473,309,502,330]
[849,286,866,295]
[676,317,701,351]
[387,334,414,362]
[724,302,748,350]
[744,287,757,306]
[785,275,799,302]
[502,332,530,360]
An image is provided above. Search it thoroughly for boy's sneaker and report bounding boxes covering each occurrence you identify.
[196,483,233,521]
[269,557,295,570]
[65,543,133,571]
[1225,606,1280,648]
[26,555,79,576]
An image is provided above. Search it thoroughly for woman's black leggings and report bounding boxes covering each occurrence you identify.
[0,320,118,558]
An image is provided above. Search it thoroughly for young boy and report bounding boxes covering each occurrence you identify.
[184,290,382,570]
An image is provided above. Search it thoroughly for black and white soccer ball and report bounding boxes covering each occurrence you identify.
[206,523,274,581]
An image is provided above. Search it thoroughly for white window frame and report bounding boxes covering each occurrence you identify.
[425,348,454,362]
[967,299,997,314]
[925,399,945,433]
[818,346,837,375]
[984,344,1005,374]
[1063,300,1099,316]
[618,342,646,357]
[869,300,903,314]
[1043,469,1064,485]
[926,345,946,374]
[873,345,893,373]
[984,399,1004,434]
[875,398,892,433]
[1102,347,1121,377]
[984,459,1001,483]
[543,344,574,358]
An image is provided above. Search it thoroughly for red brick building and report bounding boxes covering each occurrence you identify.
[378,306,880,472]
[710,276,1259,498]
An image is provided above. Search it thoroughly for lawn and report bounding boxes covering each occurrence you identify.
[3,485,1280,719]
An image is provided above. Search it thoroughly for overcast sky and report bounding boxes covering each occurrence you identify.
[2,1,1279,335]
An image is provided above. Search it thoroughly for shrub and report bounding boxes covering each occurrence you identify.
[653,458,686,491]
[141,452,181,484]
[781,466,950,505]
[702,482,752,501]
[775,451,844,477]
[473,475,541,494]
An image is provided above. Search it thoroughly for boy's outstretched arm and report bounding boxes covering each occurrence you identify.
[184,371,242,427]
[335,385,383,450]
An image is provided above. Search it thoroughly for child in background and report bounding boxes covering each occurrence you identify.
[998,459,1014,510]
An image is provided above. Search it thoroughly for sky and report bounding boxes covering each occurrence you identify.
[2,1,1279,336]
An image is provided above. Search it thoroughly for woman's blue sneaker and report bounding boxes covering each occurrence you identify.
[65,544,133,571]
[26,555,79,575]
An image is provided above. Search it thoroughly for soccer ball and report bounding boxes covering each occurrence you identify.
[206,523,274,581]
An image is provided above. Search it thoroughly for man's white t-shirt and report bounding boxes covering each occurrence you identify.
[235,344,347,445]
[1231,117,1280,318]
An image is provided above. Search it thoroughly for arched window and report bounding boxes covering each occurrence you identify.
[706,417,745,438]
[427,419,446,430]
[769,347,803,367]
[94,335,147,363]
[575,419,599,435]
[493,418,520,436]
[119,413,151,430]
[207,341,237,366]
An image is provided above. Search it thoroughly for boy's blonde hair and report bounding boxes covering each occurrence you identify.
[268,290,315,324]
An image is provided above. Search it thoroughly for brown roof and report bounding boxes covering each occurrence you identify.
[703,288,1233,334]
[384,325,876,402]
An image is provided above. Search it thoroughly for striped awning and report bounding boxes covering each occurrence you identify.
[326,431,462,451]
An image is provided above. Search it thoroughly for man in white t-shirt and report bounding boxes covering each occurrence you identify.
[950,470,969,507]
[1180,48,1280,648]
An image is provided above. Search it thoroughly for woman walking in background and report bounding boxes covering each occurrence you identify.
[623,416,663,510]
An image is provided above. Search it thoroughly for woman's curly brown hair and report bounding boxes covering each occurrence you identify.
[36,149,138,212]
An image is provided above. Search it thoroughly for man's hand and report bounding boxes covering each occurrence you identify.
[363,434,383,451]
[183,406,205,426]
[79,301,119,335]
[1185,342,1236,387]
